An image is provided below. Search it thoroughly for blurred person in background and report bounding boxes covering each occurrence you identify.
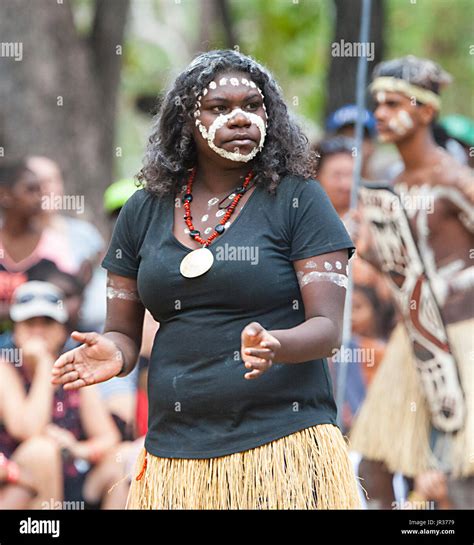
[325,104,377,180]
[352,285,391,394]
[315,136,355,218]
[0,281,119,507]
[27,156,105,287]
[0,160,78,332]
[351,55,474,509]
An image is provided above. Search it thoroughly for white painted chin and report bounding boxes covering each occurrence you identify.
[377,131,393,143]
[196,107,267,163]
[208,141,259,162]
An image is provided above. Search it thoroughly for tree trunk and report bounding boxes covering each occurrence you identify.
[196,0,237,52]
[0,0,129,233]
[325,0,384,119]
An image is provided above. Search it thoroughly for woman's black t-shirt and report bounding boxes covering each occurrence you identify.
[101,175,355,459]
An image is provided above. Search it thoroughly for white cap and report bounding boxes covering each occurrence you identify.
[10,281,68,324]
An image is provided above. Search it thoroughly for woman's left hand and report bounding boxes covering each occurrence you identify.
[240,322,281,380]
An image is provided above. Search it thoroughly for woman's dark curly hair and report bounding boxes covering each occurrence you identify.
[138,49,316,197]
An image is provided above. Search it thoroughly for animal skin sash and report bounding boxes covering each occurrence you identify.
[359,184,465,433]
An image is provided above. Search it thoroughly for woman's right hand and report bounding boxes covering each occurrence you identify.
[51,331,124,390]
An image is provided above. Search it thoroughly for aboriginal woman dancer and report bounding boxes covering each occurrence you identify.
[52,50,360,509]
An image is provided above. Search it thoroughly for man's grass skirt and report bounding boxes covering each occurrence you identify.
[350,318,474,479]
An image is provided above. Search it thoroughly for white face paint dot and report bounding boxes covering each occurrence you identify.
[219,77,228,86]
[201,214,208,222]
[224,221,231,229]
[324,261,333,271]
[241,78,249,86]
[203,88,208,96]
[216,209,225,218]
[209,81,217,89]
[228,193,235,199]
[208,197,219,207]
[335,261,342,270]
[249,81,256,88]
[204,227,212,235]
[230,78,239,86]
[184,228,190,234]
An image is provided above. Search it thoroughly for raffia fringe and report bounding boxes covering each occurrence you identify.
[350,319,474,479]
[125,424,361,509]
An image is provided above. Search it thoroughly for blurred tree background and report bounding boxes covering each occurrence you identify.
[0,0,472,228]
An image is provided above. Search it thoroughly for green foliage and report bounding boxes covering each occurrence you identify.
[386,0,474,118]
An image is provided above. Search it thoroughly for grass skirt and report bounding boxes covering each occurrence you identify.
[350,319,474,478]
[126,424,361,509]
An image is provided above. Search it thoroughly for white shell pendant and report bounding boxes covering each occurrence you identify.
[180,247,214,278]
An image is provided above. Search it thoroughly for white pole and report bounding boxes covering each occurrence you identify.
[336,0,373,427]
